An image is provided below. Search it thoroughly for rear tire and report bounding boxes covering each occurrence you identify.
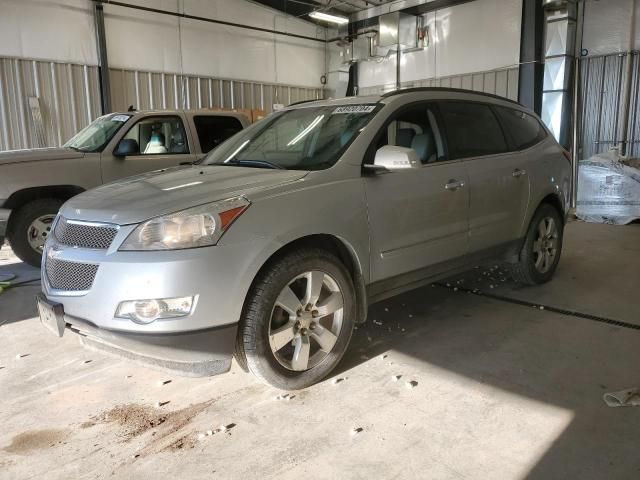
[511,203,564,285]
[7,198,63,267]
[236,248,355,390]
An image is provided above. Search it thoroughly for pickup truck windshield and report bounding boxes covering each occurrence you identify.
[64,114,131,153]
[202,105,379,170]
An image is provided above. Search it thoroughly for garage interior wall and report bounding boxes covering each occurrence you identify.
[578,0,640,159]
[353,0,522,100]
[0,0,327,151]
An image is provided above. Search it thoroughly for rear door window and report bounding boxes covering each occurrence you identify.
[493,106,547,151]
[439,102,507,159]
[194,115,244,153]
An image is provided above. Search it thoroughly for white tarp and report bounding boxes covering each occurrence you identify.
[576,150,640,225]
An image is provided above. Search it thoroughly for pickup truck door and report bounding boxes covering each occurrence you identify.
[101,114,196,183]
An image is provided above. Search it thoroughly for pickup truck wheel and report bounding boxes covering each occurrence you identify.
[237,248,355,390]
[7,198,63,267]
[511,203,564,285]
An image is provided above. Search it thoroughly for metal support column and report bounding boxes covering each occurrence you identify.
[518,0,544,115]
[94,1,112,114]
[540,2,577,149]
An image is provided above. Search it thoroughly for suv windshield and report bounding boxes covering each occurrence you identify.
[203,104,379,170]
[64,114,131,152]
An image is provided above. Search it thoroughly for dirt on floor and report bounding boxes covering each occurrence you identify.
[89,401,214,443]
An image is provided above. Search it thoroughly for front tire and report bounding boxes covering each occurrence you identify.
[511,203,564,285]
[7,198,63,267]
[236,248,356,390]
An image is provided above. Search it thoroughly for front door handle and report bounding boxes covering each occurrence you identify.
[445,179,465,191]
[512,168,527,178]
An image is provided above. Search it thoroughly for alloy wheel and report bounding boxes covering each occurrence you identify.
[268,270,344,371]
[532,216,559,274]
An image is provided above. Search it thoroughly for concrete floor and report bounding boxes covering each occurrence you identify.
[1,221,639,480]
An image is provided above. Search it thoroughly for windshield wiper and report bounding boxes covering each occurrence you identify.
[224,159,284,170]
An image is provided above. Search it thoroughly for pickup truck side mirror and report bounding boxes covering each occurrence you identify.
[114,139,139,157]
[363,145,421,173]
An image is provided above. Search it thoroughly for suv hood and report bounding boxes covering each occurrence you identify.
[61,165,308,224]
[0,147,85,166]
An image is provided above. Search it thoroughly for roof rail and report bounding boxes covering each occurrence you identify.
[381,87,522,106]
[287,99,320,107]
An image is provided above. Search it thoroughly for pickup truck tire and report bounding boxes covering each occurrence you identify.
[236,248,355,390]
[8,198,63,267]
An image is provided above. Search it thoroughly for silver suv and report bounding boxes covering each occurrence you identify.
[38,88,571,389]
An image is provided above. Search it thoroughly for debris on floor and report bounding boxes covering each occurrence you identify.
[350,427,363,436]
[603,388,640,407]
[405,380,419,389]
[392,375,402,382]
[275,393,295,401]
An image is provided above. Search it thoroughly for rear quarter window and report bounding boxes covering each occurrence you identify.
[438,101,507,159]
[194,115,244,153]
[494,106,547,151]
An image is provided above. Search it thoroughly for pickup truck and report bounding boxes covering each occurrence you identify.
[0,110,250,266]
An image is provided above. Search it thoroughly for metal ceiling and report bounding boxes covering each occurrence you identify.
[249,0,400,22]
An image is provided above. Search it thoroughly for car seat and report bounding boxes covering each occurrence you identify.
[144,132,167,154]
[411,131,437,164]
[396,128,416,148]
[169,129,186,153]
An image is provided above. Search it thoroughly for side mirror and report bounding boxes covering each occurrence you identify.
[114,139,139,157]
[365,145,420,172]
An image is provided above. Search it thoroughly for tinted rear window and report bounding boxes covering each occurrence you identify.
[439,102,507,159]
[494,106,547,150]
[194,115,243,153]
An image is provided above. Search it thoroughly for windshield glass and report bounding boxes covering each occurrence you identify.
[202,104,379,170]
[64,114,131,152]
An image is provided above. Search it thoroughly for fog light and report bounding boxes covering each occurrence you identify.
[116,296,195,324]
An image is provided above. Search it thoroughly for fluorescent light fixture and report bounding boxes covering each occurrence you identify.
[309,11,348,25]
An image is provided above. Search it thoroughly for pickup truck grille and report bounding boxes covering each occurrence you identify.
[54,217,118,250]
[45,256,99,292]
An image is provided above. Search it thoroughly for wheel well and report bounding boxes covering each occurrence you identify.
[539,193,565,219]
[4,185,85,210]
[252,234,368,324]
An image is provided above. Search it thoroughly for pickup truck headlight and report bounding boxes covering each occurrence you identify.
[119,196,250,251]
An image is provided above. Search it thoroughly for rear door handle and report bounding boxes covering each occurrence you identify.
[445,179,465,191]
[512,168,527,178]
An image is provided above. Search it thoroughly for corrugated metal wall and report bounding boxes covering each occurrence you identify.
[357,66,520,101]
[578,51,640,159]
[109,68,321,113]
[0,56,323,151]
[0,57,101,151]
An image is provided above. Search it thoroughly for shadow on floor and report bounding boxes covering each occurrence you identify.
[0,260,41,326]
[333,280,640,479]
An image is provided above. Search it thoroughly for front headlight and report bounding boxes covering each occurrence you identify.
[119,196,250,251]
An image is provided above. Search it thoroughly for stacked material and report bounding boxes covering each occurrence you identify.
[576,150,640,224]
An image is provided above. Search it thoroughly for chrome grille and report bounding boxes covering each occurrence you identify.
[54,217,118,250]
[45,257,99,291]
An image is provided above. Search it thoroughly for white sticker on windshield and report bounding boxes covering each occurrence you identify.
[332,105,376,115]
[111,114,130,122]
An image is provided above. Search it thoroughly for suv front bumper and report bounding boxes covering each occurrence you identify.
[40,231,267,376]
[57,306,236,377]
